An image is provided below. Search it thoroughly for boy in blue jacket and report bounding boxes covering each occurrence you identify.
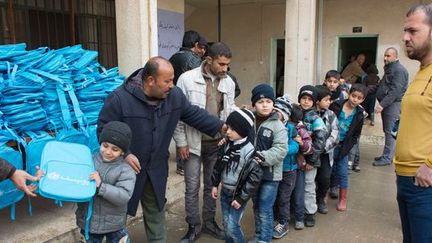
[329,83,367,211]
[272,95,300,239]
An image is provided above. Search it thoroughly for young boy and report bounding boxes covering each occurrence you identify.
[250,84,287,243]
[290,104,314,230]
[211,108,263,243]
[75,121,136,242]
[323,70,348,102]
[298,85,327,227]
[329,83,367,211]
[314,85,339,214]
[272,95,300,239]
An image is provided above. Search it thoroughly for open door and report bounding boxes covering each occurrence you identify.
[338,36,378,72]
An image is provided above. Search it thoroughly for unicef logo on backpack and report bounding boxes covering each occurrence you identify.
[46,171,90,186]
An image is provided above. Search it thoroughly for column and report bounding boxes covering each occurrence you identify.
[115,0,158,76]
[284,0,317,99]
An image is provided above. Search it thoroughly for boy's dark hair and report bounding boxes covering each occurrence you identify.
[182,30,201,48]
[350,83,368,97]
[290,103,303,124]
[207,42,232,59]
[315,85,332,102]
[325,70,341,80]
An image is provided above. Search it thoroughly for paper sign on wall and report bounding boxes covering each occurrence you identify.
[158,9,184,59]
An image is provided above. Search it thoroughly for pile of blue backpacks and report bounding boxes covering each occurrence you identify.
[0,43,124,220]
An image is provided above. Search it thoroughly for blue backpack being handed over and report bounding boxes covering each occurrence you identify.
[38,141,96,240]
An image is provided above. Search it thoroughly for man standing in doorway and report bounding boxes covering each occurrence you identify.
[174,42,237,242]
[341,53,367,84]
[97,56,225,243]
[372,47,409,166]
[396,4,432,242]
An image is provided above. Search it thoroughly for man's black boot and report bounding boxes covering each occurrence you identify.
[202,220,225,240]
[180,224,201,243]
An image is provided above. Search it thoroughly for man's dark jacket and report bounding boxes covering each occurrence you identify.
[97,68,223,215]
[374,60,409,108]
[0,158,15,181]
[329,99,365,160]
[169,47,202,85]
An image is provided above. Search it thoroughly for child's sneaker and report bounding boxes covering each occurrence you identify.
[348,161,353,170]
[295,221,304,230]
[330,186,339,199]
[317,201,328,214]
[272,222,289,239]
[353,165,361,172]
[305,214,316,227]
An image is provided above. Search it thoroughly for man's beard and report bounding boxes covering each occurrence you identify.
[406,36,432,62]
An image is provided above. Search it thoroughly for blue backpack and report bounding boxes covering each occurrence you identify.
[0,127,24,220]
[38,141,96,240]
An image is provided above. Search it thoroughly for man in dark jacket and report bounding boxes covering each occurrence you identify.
[0,158,38,196]
[372,47,409,166]
[97,56,224,243]
[170,30,207,85]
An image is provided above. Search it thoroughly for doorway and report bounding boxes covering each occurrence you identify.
[338,36,378,72]
[271,38,285,97]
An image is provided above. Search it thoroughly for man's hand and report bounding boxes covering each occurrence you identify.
[125,154,141,174]
[9,170,38,197]
[375,103,383,113]
[415,164,432,187]
[211,186,219,199]
[220,124,228,135]
[231,200,241,210]
[177,146,190,160]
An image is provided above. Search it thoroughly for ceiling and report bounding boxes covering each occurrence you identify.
[186,0,286,8]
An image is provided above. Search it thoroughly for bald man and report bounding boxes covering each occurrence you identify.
[97,56,225,242]
[372,47,409,166]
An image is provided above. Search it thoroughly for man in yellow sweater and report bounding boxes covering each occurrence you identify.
[396,3,432,243]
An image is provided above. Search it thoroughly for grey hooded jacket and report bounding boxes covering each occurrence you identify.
[76,153,136,234]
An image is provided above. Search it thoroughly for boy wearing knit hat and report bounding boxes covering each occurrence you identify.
[76,121,136,242]
[314,85,339,215]
[249,84,288,242]
[297,85,327,227]
[211,108,262,243]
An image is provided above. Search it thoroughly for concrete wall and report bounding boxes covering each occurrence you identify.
[158,0,184,13]
[320,0,429,82]
[185,2,285,106]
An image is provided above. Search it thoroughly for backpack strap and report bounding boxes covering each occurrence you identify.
[84,198,93,240]
[56,85,73,130]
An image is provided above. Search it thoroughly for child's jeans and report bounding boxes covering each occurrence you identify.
[220,189,247,243]
[304,167,318,214]
[274,170,297,224]
[349,139,360,167]
[291,169,305,222]
[81,228,129,243]
[332,146,349,189]
[252,180,279,242]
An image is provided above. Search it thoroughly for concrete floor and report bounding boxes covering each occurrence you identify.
[128,144,402,243]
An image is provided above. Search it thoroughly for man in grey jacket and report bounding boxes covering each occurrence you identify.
[373,47,409,166]
[173,42,236,242]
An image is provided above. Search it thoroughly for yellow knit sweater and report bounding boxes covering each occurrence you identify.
[394,64,432,176]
